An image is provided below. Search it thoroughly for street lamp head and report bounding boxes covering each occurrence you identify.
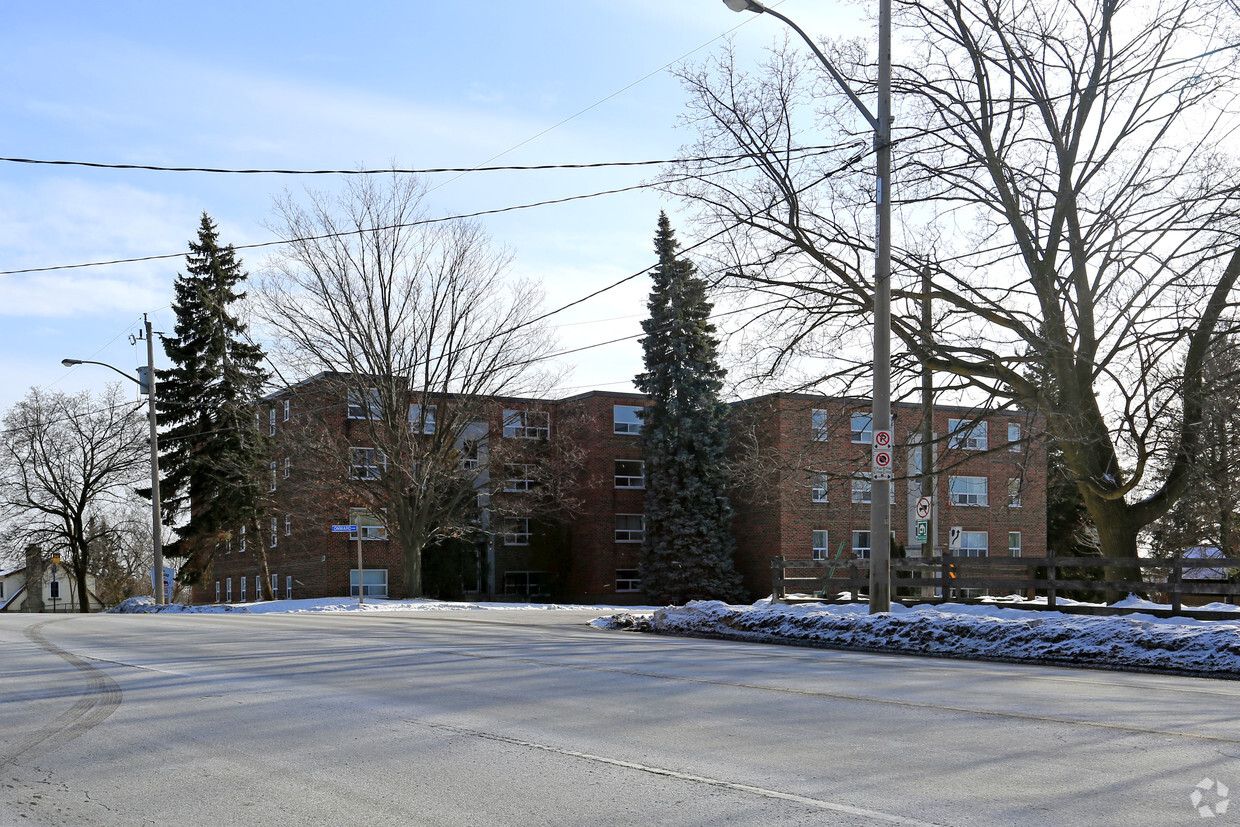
[723,0,765,12]
[61,358,83,367]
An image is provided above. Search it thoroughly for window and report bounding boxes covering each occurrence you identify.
[350,569,388,598]
[283,399,290,421]
[615,460,645,489]
[852,530,872,559]
[349,447,384,480]
[960,531,989,557]
[270,518,278,547]
[1009,531,1022,558]
[238,525,246,553]
[215,581,220,603]
[502,409,549,439]
[851,473,895,504]
[271,573,278,597]
[811,473,829,503]
[285,575,293,600]
[269,461,277,492]
[1008,423,1022,451]
[349,509,388,540]
[948,418,988,450]
[409,403,437,434]
[269,408,276,436]
[226,578,232,602]
[225,537,231,555]
[616,569,641,593]
[503,464,536,492]
[503,517,532,546]
[284,514,291,536]
[615,514,645,543]
[503,571,549,596]
[812,408,830,441]
[614,405,644,434]
[460,439,481,470]
[283,457,290,479]
[240,576,247,602]
[347,387,381,420]
[1007,478,1022,508]
[851,412,873,444]
[949,475,989,506]
[812,530,829,561]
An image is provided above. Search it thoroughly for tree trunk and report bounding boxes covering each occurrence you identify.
[403,539,424,599]
[1082,492,1143,599]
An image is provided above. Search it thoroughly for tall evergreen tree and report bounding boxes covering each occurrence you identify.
[158,213,269,588]
[635,212,744,604]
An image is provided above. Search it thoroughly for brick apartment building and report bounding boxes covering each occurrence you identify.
[192,378,1045,605]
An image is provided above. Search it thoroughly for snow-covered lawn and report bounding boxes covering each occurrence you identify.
[110,594,1240,678]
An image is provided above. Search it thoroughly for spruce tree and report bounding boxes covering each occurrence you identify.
[635,212,745,604]
[158,213,269,587]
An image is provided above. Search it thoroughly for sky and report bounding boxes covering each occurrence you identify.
[0,0,864,416]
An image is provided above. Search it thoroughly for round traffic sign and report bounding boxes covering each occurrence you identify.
[915,496,931,519]
[874,429,892,447]
[873,449,892,468]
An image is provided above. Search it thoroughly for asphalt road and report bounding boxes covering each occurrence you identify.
[1,609,1237,826]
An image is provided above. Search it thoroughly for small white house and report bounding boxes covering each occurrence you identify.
[0,564,105,613]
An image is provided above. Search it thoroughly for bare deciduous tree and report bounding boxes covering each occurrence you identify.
[258,175,561,597]
[664,0,1240,562]
[0,386,148,611]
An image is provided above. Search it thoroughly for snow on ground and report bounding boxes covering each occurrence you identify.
[596,597,1240,678]
[109,594,1240,678]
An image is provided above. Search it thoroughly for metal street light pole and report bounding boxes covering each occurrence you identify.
[723,0,893,612]
[62,314,166,605]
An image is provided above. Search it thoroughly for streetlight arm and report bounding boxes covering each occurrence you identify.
[61,358,141,386]
[723,0,879,130]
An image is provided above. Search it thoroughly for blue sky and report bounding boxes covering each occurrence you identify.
[1,0,858,413]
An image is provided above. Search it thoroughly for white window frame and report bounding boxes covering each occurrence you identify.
[615,569,641,593]
[811,473,829,503]
[283,399,290,421]
[851,473,895,504]
[503,516,532,546]
[812,408,830,441]
[851,412,873,444]
[283,457,290,479]
[812,529,829,561]
[503,463,537,492]
[615,460,646,489]
[960,530,989,557]
[269,408,276,436]
[285,575,293,600]
[949,475,989,506]
[948,418,988,450]
[615,514,645,543]
[1008,422,1022,451]
[852,530,871,560]
[270,573,278,597]
[349,447,385,480]
[269,461,277,492]
[347,387,381,420]
[1007,477,1022,508]
[240,575,247,602]
[614,405,644,435]
[270,517,278,547]
[226,577,232,602]
[284,514,291,536]
[409,403,437,434]
[349,508,388,540]
[1009,531,1022,558]
[215,581,220,603]
[238,524,246,553]
[502,409,550,439]
[351,569,388,598]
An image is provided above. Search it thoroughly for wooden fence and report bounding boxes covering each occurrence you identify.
[770,551,1240,618]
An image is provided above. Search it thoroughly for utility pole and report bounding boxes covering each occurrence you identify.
[920,264,937,583]
[139,315,166,605]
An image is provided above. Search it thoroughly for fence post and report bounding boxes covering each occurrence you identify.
[1047,547,1057,610]
[1171,552,1182,615]
[941,550,952,602]
[771,557,786,603]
